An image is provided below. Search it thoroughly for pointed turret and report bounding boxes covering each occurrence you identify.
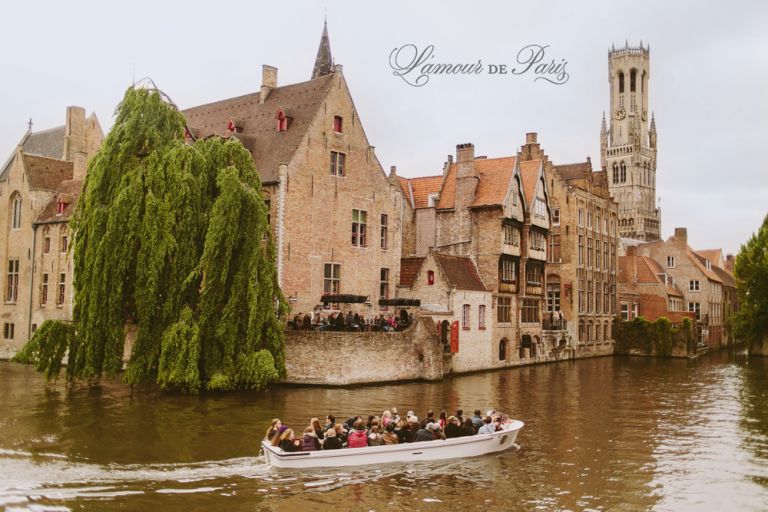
[649,112,657,149]
[311,20,334,79]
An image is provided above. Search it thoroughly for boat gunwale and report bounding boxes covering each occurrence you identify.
[262,420,524,461]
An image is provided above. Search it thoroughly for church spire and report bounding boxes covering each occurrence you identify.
[311,19,334,79]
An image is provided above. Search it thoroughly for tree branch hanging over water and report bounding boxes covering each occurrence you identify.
[14,86,288,392]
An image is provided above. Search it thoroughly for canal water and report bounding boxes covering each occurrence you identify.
[1,350,767,511]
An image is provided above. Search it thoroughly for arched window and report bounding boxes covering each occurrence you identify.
[498,338,507,361]
[620,162,627,183]
[578,320,585,342]
[10,193,21,230]
[630,69,637,92]
[612,163,618,184]
[618,72,625,94]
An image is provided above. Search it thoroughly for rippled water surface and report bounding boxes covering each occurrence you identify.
[1,350,767,511]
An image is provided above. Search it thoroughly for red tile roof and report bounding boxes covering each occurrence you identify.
[182,74,335,184]
[519,160,542,206]
[437,156,517,209]
[619,254,683,297]
[36,179,83,223]
[399,257,425,287]
[395,176,411,206]
[687,248,722,283]
[23,154,74,191]
[434,253,487,291]
[554,161,589,180]
[695,249,724,268]
[408,175,443,209]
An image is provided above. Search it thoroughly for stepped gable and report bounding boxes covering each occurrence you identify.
[182,73,335,184]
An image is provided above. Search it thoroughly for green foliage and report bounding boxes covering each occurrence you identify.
[15,86,287,392]
[733,213,768,344]
[614,315,694,357]
[12,320,77,380]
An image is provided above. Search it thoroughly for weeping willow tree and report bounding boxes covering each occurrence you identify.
[14,86,287,392]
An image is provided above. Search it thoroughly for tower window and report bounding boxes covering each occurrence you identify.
[620,162,627,183]
[333,116,343,133]
[630,69,637,92]
[618,72,625,94]
[11,193,22,230]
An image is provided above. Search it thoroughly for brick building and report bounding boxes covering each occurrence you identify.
[695,249,738,346]
[0,107,103,357]
[618,245,693,324]
[638,228,724,347]
[546,156,620,346]
[183,22,404,316]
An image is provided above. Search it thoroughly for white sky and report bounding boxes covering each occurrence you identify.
[1,0,766,255]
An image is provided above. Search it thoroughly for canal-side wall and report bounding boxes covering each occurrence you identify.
[750,332,768,357]
[283,316,444,385]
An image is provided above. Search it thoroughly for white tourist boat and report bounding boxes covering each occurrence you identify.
[262,420,524,469]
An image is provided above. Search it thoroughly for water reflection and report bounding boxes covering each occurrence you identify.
[1,351,767,511]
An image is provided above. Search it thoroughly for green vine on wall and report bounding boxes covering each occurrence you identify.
[614,316,694,357]
[13,86,287,392]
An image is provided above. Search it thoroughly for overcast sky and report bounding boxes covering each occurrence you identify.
[1,0,765,255]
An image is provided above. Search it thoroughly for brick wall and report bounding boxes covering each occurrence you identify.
[283,316,443,385]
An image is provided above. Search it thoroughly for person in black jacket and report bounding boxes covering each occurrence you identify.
[322,428,342,450]
[444,416,462,438]
[460,418,476,437]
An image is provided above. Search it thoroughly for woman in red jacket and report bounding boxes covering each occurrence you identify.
[347,420,369,448]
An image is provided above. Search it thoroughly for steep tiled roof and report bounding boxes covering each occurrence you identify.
[36,179,82,223]
[711,265,736,288]
[399,257,425,287]
[407,175,442,209]
[687,249,722,283]
[395,176,411,206]
[434,253,487,291]
[23,154,73,191]
[519,160,542,205]
[619,254,683,297]
[182,73,336,183]
[696,249,724,268]
[644,256,683,297]
[437,157,517,209]
[554,161,589,181]
[23,126,66,159]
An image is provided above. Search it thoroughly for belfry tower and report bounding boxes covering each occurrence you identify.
[600,42,660,241]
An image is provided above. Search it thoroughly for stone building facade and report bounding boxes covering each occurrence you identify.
[0,107,103,357]
[183,23,404,317]
[601,43,661,241]
[637,228,724,347]
[546,156,619,346]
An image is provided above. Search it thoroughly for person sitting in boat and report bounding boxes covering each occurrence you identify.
[301,426,321,451]
[322,428,342,450]
[428,422,445,440]
[324,415,336,433]
[333,423,348,446]
[310,417,325,440]
[438,410,447,429]
[444,416,462,439]
[275,428,301,452]
[421,410,435,428]
[265,418,282,441]
[382,423,399,445]
[344,415,362,431]
[347,420,368,448]
[407,417,421,442]
[381,410,393,427]
[456,409,465,424]
[471,409,485,431]
[460,418,476,437]
[412,423,435,443]
[477,416,496,435]
[394,418,410,444]
[368,425,383,446]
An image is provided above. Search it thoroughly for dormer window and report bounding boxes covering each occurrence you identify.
[333,115,343,133]
[427,270,435,285]
[226,119,243,133]
[276,110,289,132]
[56,200,68,216]
[427,193,439,207]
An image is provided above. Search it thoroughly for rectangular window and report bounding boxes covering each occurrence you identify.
[351,209,367,247]
[578,209,584,227]
[521,299,540,324]
[604,242,609,271]
[497,296,512,323]
[548,234,560,263]
[578,235,584,267]
[688,302,701,321]
[333,115,343,133]
[503,224,519,246]
[595,241,601,270]
[667,256,675,268]
[6,259,19,303]
[587,280,593,313]
[380,214,388,250]
[578,279,585,313]
[546,284,561,313]
[603,282,609,313]
[41,273,49,305]
[689,280,700,291]
[57,273,66,306]
[324,263,341,295]
[499,258,517,283]
[552,208,560,225]
[478,305,486,329]
[587,210,592,229]
[3,322,14,340]
[380,268,390,300]
[526,261,543,287]
[621,304,629,321]
[60,234,68,253]
[330,151,346,176]
[632,303,639,318]
[595,280,602,314]
[44,236,51,253]
[462,304,470,330]
[529,231,545,251]
[587,238,593,267]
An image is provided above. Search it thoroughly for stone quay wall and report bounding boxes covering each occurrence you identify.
[283,316,444,385]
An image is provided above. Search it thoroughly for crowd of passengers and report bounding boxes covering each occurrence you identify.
[291,308,413,332]
[265,408,512,452]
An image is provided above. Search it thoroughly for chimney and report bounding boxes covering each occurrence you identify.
[725,254,735,272]
[674,227,688,243]
[389,165,397,177]
[260,65,278,104]
[456,142,475,163]
[455,143,478,210]
[64,106,88,180]
[525,132,538,144]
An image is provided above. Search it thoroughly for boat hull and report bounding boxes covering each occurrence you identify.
[262,420,523,469]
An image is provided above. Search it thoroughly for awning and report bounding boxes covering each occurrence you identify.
[378,298,421,307]
[320,294,368,304]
